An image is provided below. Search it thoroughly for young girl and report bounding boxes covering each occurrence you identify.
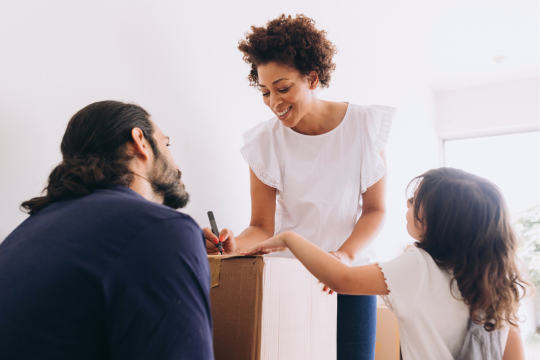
[243,167,529,360]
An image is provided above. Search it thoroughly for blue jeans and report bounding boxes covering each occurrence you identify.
[337,294,377,360]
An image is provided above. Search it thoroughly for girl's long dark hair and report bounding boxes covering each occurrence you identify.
[409,168,529,331]
[21,101,157,214]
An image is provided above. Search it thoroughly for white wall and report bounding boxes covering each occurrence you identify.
[0,1,442,261]
[435,77,540,135]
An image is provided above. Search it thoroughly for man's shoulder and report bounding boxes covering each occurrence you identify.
[94,189,206,271]
[5,185,202,254]
[102,187,201,238]
[86,185,195,224]
[33,185,201,242]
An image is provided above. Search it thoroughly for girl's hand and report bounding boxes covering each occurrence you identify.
[323,251,354,295]
[241,234,288,255]
[203,227,237,255]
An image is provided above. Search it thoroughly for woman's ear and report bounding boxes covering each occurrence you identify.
[308,71,319,89]
[130,127,151,162]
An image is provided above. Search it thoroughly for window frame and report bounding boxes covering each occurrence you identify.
[438,123,540,167]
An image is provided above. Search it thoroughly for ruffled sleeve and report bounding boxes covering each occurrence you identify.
[378,247,427,320]
[240,120,283,192]
[360,105,396,194]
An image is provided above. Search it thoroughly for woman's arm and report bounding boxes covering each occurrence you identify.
[333,151,387,265]
[235,168,276,251]
[503,325,525,360]
[205,168,276,254]
[244,231,389,295]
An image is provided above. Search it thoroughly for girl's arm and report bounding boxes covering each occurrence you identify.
[503,325,525,360]
[204,168,276,254]
[243,231,389,296]
[333,151,387,265]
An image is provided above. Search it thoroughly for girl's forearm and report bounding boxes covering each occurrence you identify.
[283,232,351,292]
[284,231,389,295]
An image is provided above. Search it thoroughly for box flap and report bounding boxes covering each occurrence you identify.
[207,255,253,288]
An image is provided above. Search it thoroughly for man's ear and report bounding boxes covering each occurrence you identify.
[129,128,151,162]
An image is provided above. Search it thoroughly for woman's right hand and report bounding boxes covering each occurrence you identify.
[203,227,237,255]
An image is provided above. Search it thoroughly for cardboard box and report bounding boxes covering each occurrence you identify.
[375,305,400,360]
[208,255,337,360]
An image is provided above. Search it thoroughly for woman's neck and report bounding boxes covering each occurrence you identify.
[291,99,348,136]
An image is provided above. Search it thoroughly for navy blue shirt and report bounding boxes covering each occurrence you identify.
[0,186,213,360]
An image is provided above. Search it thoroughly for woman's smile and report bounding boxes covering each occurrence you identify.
[276,106,292,120]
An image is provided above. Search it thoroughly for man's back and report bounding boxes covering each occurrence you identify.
[0,185,213,360]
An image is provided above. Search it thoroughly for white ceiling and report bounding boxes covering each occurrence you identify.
[318,0,539,92]
[420,0,539,91]
[0,0,537,93]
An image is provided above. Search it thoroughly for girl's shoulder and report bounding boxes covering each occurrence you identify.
[404,246,456,283]
[405,246,442,266]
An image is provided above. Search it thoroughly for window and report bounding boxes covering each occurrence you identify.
[444,131,539,214]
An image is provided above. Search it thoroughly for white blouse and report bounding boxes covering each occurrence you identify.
[379,246,509,359]
[240,104,395,265]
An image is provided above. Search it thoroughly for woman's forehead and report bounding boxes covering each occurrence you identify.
[257,63,300,84]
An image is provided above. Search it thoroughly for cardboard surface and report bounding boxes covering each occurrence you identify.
[375,305,400,360]
[208,255,337,360]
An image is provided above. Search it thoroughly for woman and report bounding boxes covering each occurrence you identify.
[205,14,395,360]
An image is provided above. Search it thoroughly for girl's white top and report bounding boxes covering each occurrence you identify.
[240,104,395,265]
[379,246,509,359]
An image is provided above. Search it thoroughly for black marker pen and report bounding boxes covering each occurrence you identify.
[207,211,223,255]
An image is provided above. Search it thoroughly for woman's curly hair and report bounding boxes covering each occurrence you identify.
[238,14,338,88]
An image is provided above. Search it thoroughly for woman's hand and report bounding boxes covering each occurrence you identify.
[329,251,354,266]
[323,251,354,295]
[203,227,237,255]
[241,234,288,255]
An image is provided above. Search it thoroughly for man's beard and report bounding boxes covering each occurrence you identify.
[147,152,190,209]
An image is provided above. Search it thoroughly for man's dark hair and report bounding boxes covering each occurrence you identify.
[21,100,157,214]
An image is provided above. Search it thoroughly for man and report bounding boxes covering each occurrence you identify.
[0,101,213,359]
